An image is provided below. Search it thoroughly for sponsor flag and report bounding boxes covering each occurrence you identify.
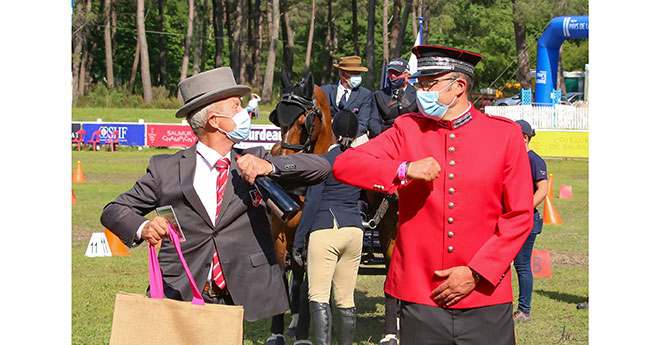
[408,17,423,80]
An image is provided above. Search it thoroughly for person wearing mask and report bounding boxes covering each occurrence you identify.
[321,55,375,142]
[370,57,420,345]
[292,109,364,345]
[512,119,548,323]
[333,45,533,345]
[100,67,331,324]
[370,58,418,138]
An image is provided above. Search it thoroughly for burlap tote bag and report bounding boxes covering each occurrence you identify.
[109,226,244,345]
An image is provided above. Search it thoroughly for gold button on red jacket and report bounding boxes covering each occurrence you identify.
[333,104,533,308]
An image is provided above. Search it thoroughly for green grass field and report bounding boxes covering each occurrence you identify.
[71,148,588,345]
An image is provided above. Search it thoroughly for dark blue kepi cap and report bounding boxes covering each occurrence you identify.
[515,120,535,136]
[410,45,483,78]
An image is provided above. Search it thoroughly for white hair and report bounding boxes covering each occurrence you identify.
[187,103,215,138]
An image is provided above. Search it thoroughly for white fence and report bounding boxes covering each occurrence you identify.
[483,105,589,130]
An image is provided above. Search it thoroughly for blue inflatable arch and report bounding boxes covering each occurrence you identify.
[534,16,589,105]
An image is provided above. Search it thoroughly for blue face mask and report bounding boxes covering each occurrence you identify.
[388,77,406,89]
[415,79,458,119]
[217,108,252,143]
[347,75,362,89]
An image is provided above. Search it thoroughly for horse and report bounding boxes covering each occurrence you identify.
[268,69,400,344]
[264,70,335,344]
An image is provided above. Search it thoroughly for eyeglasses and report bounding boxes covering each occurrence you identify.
[414,78,456,90]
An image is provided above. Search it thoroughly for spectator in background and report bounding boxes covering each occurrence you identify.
[370,58,418,138]
[293,109,364,345]
[512,119,549,323]
[332,45,533,345]
[321,55,375,144]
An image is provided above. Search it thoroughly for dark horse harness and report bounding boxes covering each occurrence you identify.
[276,84,323,154]
[275,82,392,229]
[271,81,323,197]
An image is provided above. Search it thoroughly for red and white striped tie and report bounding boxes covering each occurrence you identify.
[212,157,231,289]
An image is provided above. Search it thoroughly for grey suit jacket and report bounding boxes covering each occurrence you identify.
[100,144,331,322]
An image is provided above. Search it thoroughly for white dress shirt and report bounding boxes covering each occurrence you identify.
[135,142,231,240]
[336,81,352,107]
[194,141,232,226]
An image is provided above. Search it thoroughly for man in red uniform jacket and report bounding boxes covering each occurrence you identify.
[333,45,533,345]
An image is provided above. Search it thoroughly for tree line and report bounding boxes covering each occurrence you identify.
[71,0,588,107]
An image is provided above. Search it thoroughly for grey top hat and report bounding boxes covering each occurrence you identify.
[175,67,251,118]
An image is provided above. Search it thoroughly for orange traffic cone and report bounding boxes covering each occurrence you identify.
[72,189,77,204]
[548,173,554,198]
[104,228,132,256]
[73,161,86,183]
[543,195,562,225]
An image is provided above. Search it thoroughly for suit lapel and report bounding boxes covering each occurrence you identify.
[330,83,339,109]
[345,87,360,109]
[180,144,214,229]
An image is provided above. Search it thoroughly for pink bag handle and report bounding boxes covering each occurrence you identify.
[148,224,205,305]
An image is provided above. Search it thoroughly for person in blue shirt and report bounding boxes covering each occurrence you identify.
[512,120,549,323]
[293,109,364,345]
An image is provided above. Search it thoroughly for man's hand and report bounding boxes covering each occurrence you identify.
[236,154,274,184]
[406,157,442,181]
[430,266,479,307]
[142,216,169,246]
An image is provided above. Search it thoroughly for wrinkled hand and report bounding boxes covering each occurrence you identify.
[236,154,274,184]
[406,157,442,181]
[430,266,479,307]
[142,216,169,246]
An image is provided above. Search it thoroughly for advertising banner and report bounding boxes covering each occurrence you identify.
[235,125,282,150]
[531,130,588,158]
[146,124,196,148]
[81,123,146,146]
[71,122,82,140]
[74,122,282,149]
[145,124,282,149]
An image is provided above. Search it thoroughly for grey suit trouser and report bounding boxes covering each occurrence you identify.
[400,301,515,345]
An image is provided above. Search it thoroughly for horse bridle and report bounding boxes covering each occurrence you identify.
[278,85,322,153]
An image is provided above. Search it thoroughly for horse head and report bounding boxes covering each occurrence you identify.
[269,68,334,156]
[267,69,335,273]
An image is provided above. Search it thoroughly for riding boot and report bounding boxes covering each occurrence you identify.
[295,278,311,341]
[338,307,356,345]
[310,301,332,345]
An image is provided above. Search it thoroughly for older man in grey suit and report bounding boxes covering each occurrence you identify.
[101,67,331,323]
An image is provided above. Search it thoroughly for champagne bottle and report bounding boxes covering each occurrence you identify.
[255,176,300,222]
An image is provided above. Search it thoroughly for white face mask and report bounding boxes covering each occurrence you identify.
[346,74,362,89]
[216,108,252,143]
